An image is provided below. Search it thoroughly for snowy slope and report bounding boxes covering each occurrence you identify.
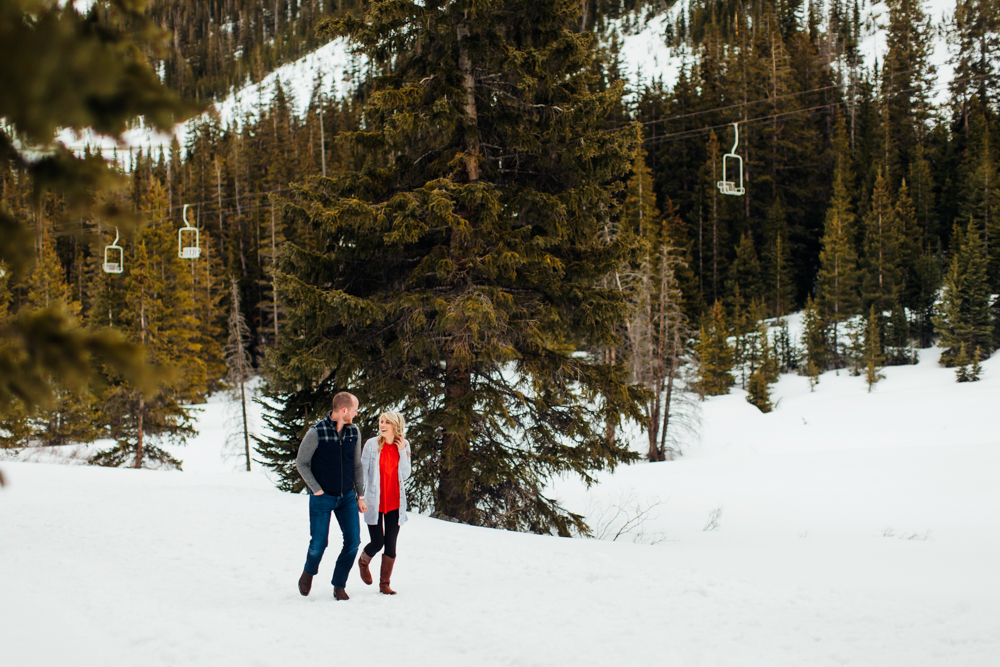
[68,0,961,162]
[2,343,999,666]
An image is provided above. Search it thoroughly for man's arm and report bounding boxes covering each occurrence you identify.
[295,428,323,494]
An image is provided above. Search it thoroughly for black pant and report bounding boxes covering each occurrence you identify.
[363,510,400,559]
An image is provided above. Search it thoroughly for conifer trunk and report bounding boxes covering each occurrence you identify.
[135,299,147,468]
[439,361,474,521]
[240,375,250,471]
[456,15,479,182]
[437,17,480,522]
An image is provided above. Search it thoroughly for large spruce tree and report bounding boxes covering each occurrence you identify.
[260,0,645,535]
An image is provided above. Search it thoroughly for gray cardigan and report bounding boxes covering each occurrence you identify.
[359,436,412,526]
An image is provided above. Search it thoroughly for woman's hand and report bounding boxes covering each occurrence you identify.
[396,438,409,455]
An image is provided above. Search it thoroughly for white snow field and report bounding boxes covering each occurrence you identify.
[2,339,1000,667]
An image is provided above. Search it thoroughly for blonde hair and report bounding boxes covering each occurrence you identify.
[377,411,405,452]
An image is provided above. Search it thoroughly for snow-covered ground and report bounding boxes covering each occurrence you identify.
[2,338,999,666]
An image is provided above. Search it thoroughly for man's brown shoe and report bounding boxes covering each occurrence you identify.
[333,587,350,601]
[298,571,312,596]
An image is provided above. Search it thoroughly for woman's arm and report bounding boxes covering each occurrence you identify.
[397,439,412,481]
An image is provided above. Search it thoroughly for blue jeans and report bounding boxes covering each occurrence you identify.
[304,492,360,589]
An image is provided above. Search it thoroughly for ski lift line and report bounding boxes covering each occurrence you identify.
[636,83,845,128]
[35,199,296,240]
[627,69,988,137]
[34,189,297,237]
[631,63,979,130]
[642,99,855,146]
[120,187,297,219]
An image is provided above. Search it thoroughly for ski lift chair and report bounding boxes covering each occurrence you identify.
[716,123,746,196]
[178,204,201,259]
[103,228,124,274]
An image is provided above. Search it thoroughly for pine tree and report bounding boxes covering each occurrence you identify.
[950,0,1000,124]
[895,177,940,347]
[24,235,101,446]
[956,103,1000,290]
[934,219,994,366]
[92,180,203,469]
[862,167,902,313]
[762,197,795,318]
[225,276,254,471]
[817,118,861,362]
[725,231,764,320]
[884,298,914,365]
[261,0,645,534]
[801,295,828,388]
[695,301,735,397]
[621,150,692,463]
[864,305,886,392]
[881,0,935,182]
[0,262,31,447]
[746,368,773,412]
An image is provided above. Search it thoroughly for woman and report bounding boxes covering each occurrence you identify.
[357,411,411,594]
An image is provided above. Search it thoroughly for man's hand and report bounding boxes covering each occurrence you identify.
[314,490,325,496]
[358,498,368,513]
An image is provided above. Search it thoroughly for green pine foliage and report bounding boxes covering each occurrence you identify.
[254,380,341,493]
[746,368,773,412]
[24,235,102,446]
[956,102,1000,290]
[864,305,886,392]
[881,0,935,183]
[950,0,1000,127]
[861,168,903,313]
[695,301,735,397]
[0,0,195,420]
[934,219,994,366]
[8,0,1000,482]
[801,295,828,389]
[621,149,693,462]
[725,231,764,320]
[884,298,915,365]
[817,116,861,362]
[260,0,645,535]
[762,197,795,318]
[91,179,206,468]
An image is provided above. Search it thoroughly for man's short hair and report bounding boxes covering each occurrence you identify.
[332,392,355,412]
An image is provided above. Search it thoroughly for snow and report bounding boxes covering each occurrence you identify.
[2,336,999,666]
[615,7,693,97]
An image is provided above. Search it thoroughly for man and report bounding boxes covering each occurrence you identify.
[296,392,369,600]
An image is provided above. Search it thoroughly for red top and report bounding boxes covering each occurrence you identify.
[379,443,401,513]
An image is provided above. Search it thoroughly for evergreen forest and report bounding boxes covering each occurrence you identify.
[3,0,1000,533]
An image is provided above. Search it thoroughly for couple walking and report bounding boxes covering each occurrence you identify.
[295,392,411,600]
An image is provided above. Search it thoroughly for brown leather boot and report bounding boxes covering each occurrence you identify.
[298,571,312,596]
[358,550,373,586]
[333,587,350,601]
[379,556,397,595]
